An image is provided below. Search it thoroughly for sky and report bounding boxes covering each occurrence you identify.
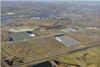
[1,0,100,1]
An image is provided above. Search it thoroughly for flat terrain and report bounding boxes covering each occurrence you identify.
[57,45,100,67]
[2,36,68,66]
[1,32,100,67]
[1,1,100,67]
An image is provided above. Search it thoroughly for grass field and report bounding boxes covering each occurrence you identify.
[1,31,100,67]
[1,37,68,66]
[57,45,100,67]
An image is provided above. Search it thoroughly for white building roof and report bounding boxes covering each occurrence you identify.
[9,28,34,32]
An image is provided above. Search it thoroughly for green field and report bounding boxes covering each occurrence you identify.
[58,45,100,67]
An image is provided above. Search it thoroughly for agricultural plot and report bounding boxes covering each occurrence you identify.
[1,31,100,67]
[55,35,80,47]
[66,32,100,43]
[2,37,68,66]
[57,45,100,67]
[34,30,64,37]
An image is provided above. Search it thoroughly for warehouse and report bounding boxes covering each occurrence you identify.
[55,35,80,47]
[8,28,35,41]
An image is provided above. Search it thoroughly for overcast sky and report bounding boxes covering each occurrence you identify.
[1,0,100,1]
